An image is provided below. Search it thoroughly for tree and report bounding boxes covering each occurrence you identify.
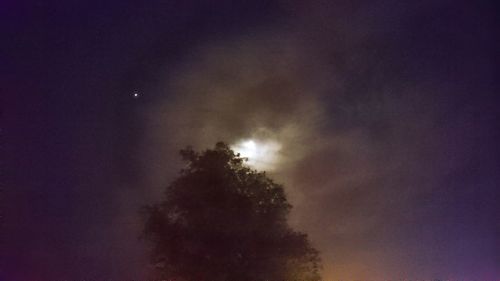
[142,142,321,281]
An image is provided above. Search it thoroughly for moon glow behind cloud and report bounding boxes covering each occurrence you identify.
[231,138,282,171]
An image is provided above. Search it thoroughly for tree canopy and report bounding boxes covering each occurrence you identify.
[142,142,321,281]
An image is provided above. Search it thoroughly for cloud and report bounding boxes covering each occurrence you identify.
[139,33,326,188]
[135,2,498,280]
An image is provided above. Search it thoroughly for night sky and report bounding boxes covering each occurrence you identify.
[4,0,499,280]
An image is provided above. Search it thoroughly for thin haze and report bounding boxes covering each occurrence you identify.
[4,1,498,280]
[138,3,498,279]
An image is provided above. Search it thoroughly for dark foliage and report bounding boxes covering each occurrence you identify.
[142,142,321,281]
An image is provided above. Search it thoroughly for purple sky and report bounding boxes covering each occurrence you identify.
[4,1,499,280]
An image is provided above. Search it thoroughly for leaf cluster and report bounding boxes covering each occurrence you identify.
[143,142,321,281]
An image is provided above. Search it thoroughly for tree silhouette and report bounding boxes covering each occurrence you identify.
[142,142,321,281]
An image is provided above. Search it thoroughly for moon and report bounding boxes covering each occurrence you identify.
[231,139,282,171]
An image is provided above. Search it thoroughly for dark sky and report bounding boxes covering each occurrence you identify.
[3,0,499,280]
